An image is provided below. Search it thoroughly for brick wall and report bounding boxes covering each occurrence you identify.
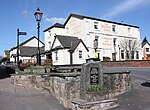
[102,61,150,67]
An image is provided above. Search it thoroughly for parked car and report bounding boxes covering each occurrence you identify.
[1,61,16,66]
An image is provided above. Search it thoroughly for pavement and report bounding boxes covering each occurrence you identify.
[0,78,72,110]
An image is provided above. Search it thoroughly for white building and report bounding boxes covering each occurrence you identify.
[142,37,150,60]
[10,36,45,64]
[51,35,89,65]
[44,13,142,65]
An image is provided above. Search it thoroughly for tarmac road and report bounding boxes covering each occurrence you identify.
[108,67,150,110]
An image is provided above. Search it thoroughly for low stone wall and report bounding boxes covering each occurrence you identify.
[11,71,130,109]
[11,73,54,89]
[72,99,118,110]
[48,74,80,108]
[102,60,150,67]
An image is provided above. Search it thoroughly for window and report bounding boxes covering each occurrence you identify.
[128,28,131,35]
[79,50,82,58]
[113,38,117,47]
[94,22,98,29]
[121,50,124,59]
[131,51,134,59]
[55,51,58,60]
[94,36,99,48]
[112,25,116,32]
[48,30,51,37]
[129,40,132,48]
[136,51,139,59]
[126,51,129,59]
[146,48,149,52]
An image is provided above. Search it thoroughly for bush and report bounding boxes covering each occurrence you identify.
[103,57,111,61]
[86,85,103,93]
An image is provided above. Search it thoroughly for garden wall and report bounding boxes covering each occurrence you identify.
[102,60,150,67]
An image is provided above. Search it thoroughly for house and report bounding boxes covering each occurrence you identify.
[44,13,142,64]
[51,35,89,65]
[9,36,45,64]
[142,37,150,60]
[3,50,10,58]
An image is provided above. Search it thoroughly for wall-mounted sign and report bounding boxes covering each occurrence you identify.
[101,23,111,32]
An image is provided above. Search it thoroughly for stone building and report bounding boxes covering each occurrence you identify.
[44,13,142,65]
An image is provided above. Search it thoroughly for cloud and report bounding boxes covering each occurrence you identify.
[44,17,65,24]
[21,10,31,17]
[102,0,150,19]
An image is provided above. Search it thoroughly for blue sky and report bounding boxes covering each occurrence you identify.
[0,0,150,55]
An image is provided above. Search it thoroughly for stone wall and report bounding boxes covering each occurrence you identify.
[11,71,130,108]
[48,75,80,108]
[102,60,150,67]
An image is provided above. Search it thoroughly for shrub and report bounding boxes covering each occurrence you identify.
[86,85,103,93]
[103,57,111,61]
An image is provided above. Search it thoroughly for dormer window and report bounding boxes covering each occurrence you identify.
[94,22,99,29]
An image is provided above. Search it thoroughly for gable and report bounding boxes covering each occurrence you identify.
[143,42,150,48]
[23,37,44,47]
[74,41,89,52]
[51,37,63,51]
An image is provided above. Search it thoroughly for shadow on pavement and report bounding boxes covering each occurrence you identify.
[141,82,150,88]
[0,66,15,79]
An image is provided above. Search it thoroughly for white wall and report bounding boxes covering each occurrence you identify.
[73,43,88,64]
[24,37,44,47]
[44,14,141,62]
[44,27,65,51]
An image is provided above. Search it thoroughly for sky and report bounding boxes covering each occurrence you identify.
[0,0,150,55]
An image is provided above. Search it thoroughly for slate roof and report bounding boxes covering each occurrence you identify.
[10,36,45,51]
[142,37,150,47]
[51,35,88,52]
[20,46,45,57]
[4,50,10,57]
[43,14,139,32]
[43,23,64,32]
[64,13,139,28]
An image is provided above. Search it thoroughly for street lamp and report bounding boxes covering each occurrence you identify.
[34,7,43,65]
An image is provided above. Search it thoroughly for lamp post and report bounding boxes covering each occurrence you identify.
[34,7,43,65]
[17,28,27,68]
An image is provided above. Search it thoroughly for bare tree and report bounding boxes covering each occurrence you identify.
[119,39,141,60]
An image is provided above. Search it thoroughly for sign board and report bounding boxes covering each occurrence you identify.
[18,32,27,35]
